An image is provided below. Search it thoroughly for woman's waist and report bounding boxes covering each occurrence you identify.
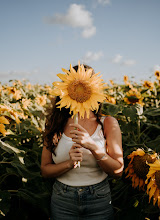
[54,177,110,193]
[56,169,108,187]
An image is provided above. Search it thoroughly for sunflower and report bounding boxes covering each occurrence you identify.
[124,89,144,106]
[7,87,22,100]
[0,104,21,124]
[35,95,47,106]
[51,62,106,118]
[26,83,32,90]
[155,70,160,80]
[0,116,10,136]
[22,98,31,109]
[145,159,160,208]
[123,75,130,86]
[105,95,116,104]
[125,149,157,190]
[109,80,114,86]
[143,80,154,90]
[124,75,129,82]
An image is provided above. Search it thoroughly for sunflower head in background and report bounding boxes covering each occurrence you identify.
[145,159,160,208]
[125,148,157,190]
[51,61,106,118]
[155,70,160,80]
[124,89,144,106]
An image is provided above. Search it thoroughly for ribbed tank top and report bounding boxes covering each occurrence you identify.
[52,118,108,186]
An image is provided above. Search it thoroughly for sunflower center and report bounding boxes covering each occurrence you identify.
[128,96,139,103]
[155,71,160,78]
[67,80,92,103]
[155,171,160,190]
[132,154,156,180]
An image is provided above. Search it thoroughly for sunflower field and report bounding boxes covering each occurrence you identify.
[0,71,160,220]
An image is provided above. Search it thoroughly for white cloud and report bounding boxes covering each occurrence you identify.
[0,69,38,80]
[82,26,96,38]
[9,70,40,78]
[97,0,111,5]
[44,4,96,38]
[153,64,160,71]
[111,54,136,66]
[111,54,123,64]
[122,59,136,66]
[82,51,103,63]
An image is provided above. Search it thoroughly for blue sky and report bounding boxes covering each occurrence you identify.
[0,0,160,85]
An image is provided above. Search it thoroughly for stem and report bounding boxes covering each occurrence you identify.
[0,161,11,164]
[137,118,141,144]
[74,113,80,168]
[74,113,78,124]
[8,190,18,193]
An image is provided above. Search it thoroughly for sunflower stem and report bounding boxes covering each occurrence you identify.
[136,104,142,144]
[74,113,78,124]
[74,113,80,168]
[137,118,141,144]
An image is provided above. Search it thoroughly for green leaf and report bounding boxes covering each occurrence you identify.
[145,135,160,152]
[11,156,40,178]
[17,189,50,216]
[143,108,160,116]
[0,140,24,154]
[102,103,119,116]
[145,122,160,130]
[122,106,137,121]
[0,190,11,216]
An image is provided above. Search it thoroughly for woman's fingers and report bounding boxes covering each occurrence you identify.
[71,143,82,149]
[69,123,86,132]
[69,144,83,162]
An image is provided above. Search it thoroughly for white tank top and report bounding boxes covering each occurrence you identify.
[52,118,108,186]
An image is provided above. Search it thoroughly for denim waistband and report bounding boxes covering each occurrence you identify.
[54,177,109,194]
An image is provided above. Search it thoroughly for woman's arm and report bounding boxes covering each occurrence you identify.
[70,117,124,178]
[41,142,83,178]
[92,116,124,178]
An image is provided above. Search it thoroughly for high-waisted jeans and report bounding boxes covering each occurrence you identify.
[50,178,114,220]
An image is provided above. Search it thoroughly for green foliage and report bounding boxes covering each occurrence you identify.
[0,80,53,219]
[103,79,160,219]
[0,77,160,219]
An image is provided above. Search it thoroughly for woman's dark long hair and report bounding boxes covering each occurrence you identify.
[43,64,103,154]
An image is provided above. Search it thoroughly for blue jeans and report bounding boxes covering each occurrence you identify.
[50,178,114,220]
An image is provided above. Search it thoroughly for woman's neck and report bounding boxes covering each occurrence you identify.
[77,111,96,121]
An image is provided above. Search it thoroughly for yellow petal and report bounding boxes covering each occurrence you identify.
[139,178,144,189]
[132,173,136,183]
[0,123,7,136]
[134,177,140,188]
[70,64,77,77]
[153,189,159,205]
[158,195,160,208]
[147,169,156,177]
[148,185,157,202]
[57,73,69,82]
[147,178,155,192]
[85,68,92,80]
[0,116,10,124]
[62,68,70,75]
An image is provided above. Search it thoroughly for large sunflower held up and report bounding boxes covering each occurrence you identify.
[145,159,160,208]
[51,62,106,118]
[125,149,157,190]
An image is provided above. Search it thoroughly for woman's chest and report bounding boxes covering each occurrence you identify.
[52,130,106,166]
[63,119,98,138]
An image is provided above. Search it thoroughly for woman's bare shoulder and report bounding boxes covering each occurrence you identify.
[103,116,120,133]
[104,116,118,125]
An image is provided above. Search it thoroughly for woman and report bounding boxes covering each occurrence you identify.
[41,65,123,220]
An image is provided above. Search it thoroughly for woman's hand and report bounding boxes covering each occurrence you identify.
[69,143,83,168]
[69,123,96,151]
